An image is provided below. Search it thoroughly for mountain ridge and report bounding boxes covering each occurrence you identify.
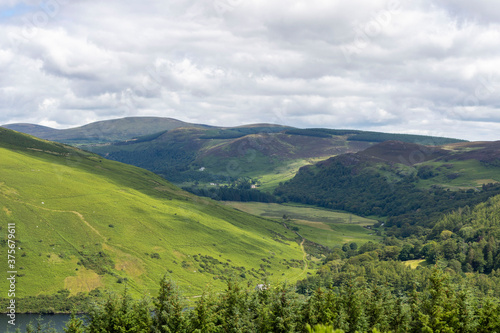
[2,117,470,192]
[2,117,214,144]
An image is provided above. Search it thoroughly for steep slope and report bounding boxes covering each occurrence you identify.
[275,140,500,236]
[0,128,306,306]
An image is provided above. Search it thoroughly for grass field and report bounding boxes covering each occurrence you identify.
[0,128,311,304]
[223,202,380,248]
[416,160,500,190]
[256,157,333,192]
[403,259,427,269]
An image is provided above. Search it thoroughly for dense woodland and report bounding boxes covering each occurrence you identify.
[184,178,276,202]
[11,270,500,333]
[274,158,500,238]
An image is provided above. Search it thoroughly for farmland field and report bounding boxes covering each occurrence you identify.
[223,202,380,248]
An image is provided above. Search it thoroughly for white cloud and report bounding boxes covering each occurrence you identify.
[0,0,499,139]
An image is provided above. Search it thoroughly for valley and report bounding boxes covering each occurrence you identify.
[0,128,313,311]
[2,118,500,332]
[223,202,379,249]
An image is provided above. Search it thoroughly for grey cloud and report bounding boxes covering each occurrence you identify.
[435,0,500,23]
[0,0,500,139]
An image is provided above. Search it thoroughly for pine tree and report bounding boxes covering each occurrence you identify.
[340,282,368,333]
[63,312,85,333]
[269,284,298,333]
[131,296,153,333]
[419,269,459,332]
[152,276,186,333]
[301,287,338,329]
[215,279,252,332]
[86,287,151,333]
[478,293,500,333]
[189,290,219,333]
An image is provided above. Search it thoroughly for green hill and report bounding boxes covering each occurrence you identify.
[78,120,464,191]
[275,140,500,237]
[0,128,309,311]
[3,117,466,192]
[85,127,353,190]
[2,117,212,145]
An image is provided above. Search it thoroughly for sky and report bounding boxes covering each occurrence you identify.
[1,0,500,141]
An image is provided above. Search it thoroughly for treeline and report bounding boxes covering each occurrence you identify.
[116,130,168,145]
[347,132,465,145]
[283,129,333,138]
[0,290,100,316]
[299,239,500,296]
[422,195,500,274]
[354,195,500,277]
[92,144,196,175]
[161,169,228,184]
[199,126,286,140]
[274,159,500,237]
[184,186,276,202]
[280,128,465,145]
[16,271,500,333]
[295,195,500,303]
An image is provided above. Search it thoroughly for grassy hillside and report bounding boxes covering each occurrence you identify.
[275,140,500,237]
[0,128,309,309]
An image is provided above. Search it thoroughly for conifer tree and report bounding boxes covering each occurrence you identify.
[189,290,219,333]
[268,284,298,333]
[478,293,500,332]
[215,279,252,332]
[340,282,368,333]
[63,312,85,333]
[152,276,186,333]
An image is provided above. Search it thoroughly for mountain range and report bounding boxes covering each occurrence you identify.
[3,117,500,314]
[2,117,467,191]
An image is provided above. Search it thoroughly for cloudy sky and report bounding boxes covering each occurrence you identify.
[1,0,500,140]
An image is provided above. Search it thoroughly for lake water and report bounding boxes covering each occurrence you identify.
[0,313,72,332]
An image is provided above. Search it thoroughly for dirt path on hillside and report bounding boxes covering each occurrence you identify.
[69,210,106,240]
[23,201,107,241]
[295,238,308,279]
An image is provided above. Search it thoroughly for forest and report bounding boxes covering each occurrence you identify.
[274,158,500,237]
[13,270,500,333]
[11,194,500,332]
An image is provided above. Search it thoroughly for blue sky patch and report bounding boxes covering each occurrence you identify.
[0,3,36,20]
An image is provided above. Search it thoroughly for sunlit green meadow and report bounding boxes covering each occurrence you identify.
[223,202,380,249]
[0,130,309,300]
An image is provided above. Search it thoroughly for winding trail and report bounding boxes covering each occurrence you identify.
[24,202,106,241]
[295,238,309,279]
[69,210,106,240]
